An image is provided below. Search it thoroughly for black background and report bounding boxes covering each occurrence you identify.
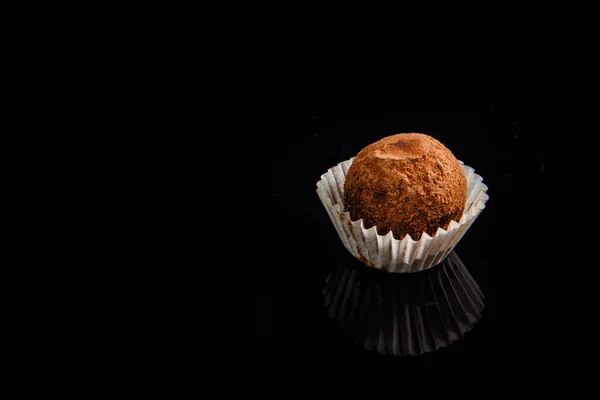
[261,105,572,372]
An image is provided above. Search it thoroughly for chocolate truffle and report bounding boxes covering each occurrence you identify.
[344,133,467,241]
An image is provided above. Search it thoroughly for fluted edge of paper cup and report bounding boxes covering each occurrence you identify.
[316,157,489,273]
[322,251,485,356]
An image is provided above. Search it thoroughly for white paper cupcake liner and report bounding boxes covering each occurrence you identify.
[323,251,484,356]
[316,157,489,273]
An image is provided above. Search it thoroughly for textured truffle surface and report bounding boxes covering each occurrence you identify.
[344,133,467,241]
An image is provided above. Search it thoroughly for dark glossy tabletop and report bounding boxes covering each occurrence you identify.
[262,106,557,370]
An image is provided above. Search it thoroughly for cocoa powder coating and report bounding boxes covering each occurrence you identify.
[344,133,467,241]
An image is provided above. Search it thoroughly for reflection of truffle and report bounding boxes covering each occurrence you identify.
[344,133,467,241]
[323,251,484,356]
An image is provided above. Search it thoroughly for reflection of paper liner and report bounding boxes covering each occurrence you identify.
[316,158,489,273]
[323,251,484,356]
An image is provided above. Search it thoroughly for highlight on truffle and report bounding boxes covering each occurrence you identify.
[343,133,467,241]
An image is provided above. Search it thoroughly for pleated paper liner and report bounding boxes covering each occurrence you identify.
[316,158,489,273]
[323,251,484,356]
